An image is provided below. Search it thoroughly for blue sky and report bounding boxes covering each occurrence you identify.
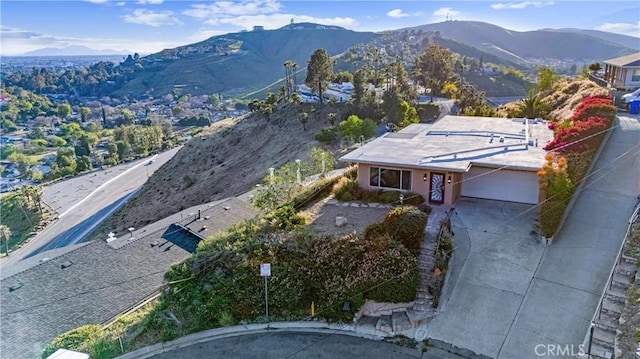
[1,0,639,55]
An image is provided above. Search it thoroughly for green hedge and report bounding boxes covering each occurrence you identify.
[332,178,425,205]
[383,206,428,255]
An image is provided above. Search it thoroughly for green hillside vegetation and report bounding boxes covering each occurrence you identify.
[44,177,422,357]
[114,27,379,98]
[0,189,52,253]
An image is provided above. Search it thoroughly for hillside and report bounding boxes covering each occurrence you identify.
[114,26,379,98]
[92,103,349,238]
[546,28,640,50]
[407,21,636,64]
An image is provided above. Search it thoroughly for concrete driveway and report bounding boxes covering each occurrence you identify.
[426,198,544,358]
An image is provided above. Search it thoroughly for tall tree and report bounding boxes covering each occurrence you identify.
[413,43,453,100]
[283,60,298,99]
[305,49,333,105]
[57,103,71,119]
[536,67,559,93]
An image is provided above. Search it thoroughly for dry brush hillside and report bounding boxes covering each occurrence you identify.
[93,104,347,239]
[497,78,609,121]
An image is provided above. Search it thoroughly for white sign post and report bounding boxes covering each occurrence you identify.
[260,263,271,322]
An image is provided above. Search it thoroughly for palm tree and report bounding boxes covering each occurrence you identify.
[518,95,546,119]
[0,225,11,256]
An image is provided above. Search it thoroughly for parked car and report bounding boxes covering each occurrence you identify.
[621,88,640,103]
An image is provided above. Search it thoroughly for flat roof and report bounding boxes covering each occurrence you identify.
[339,115,554,172]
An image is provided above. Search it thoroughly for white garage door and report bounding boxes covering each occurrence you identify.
[461,167,539,204]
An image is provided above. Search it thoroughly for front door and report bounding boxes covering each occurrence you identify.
[429,172,445,204]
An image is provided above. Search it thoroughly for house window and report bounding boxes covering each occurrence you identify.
[632,69,640,82]
[369,167,412,190]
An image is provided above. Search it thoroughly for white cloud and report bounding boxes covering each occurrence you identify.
[387,9,410,18]
[183,0,282,19]
[122,9,183,27]
[0,25,179,55]
[595,21,640,37]
[84,0,109,3]
[116,2,126,6]
[491,2,554,10]
[136,0,163,4]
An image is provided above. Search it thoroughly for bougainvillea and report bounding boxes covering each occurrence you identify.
[572,95,616,122]
[544,116,609,153]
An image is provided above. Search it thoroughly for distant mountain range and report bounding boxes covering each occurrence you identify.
[21,45,130,56]
[404,21,637,65]
[15,21,638,98]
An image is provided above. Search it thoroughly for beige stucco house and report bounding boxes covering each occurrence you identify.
[339,115,554,206]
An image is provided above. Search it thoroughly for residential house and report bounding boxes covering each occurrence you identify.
[602,52,640,90]
[339,116,553,205]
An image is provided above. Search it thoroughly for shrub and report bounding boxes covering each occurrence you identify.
[332,177,358,201]
[537,154,574,238]
[314,126,338,143]
[364,222,387,240]
[218,311,235,327]
[418,203,432,214]
[265,203,306,230]
[382,206,428,255]
[41,325,120,359]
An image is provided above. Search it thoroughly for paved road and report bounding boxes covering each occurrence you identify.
[148,331,459,359]
[0,147,181,267]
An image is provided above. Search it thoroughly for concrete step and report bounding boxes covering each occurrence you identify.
[376,314,392,332]
[615,260,638,276]
[601,297,624,317]
[612,272,632,289]
[357,315,379,328]
[406,308,436,327]
[412,303,434,311]
[592,327,615,350]
[621,254,638,266]
[392,310,412,331]
[595,312,618,332]
[605,284,627,304]
[416,289,432,299]
[586,343,613,359]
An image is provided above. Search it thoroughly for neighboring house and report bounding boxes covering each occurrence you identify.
[339,116,554,205]
[0,197,255,359]
[602,52,640,90]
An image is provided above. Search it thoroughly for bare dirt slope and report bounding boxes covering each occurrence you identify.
[93,103,346,239]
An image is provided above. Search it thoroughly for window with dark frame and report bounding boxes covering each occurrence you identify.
[369,167,412,191]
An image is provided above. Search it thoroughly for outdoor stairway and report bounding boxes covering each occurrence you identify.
[355,207,446,335]
[589,255,638,359]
